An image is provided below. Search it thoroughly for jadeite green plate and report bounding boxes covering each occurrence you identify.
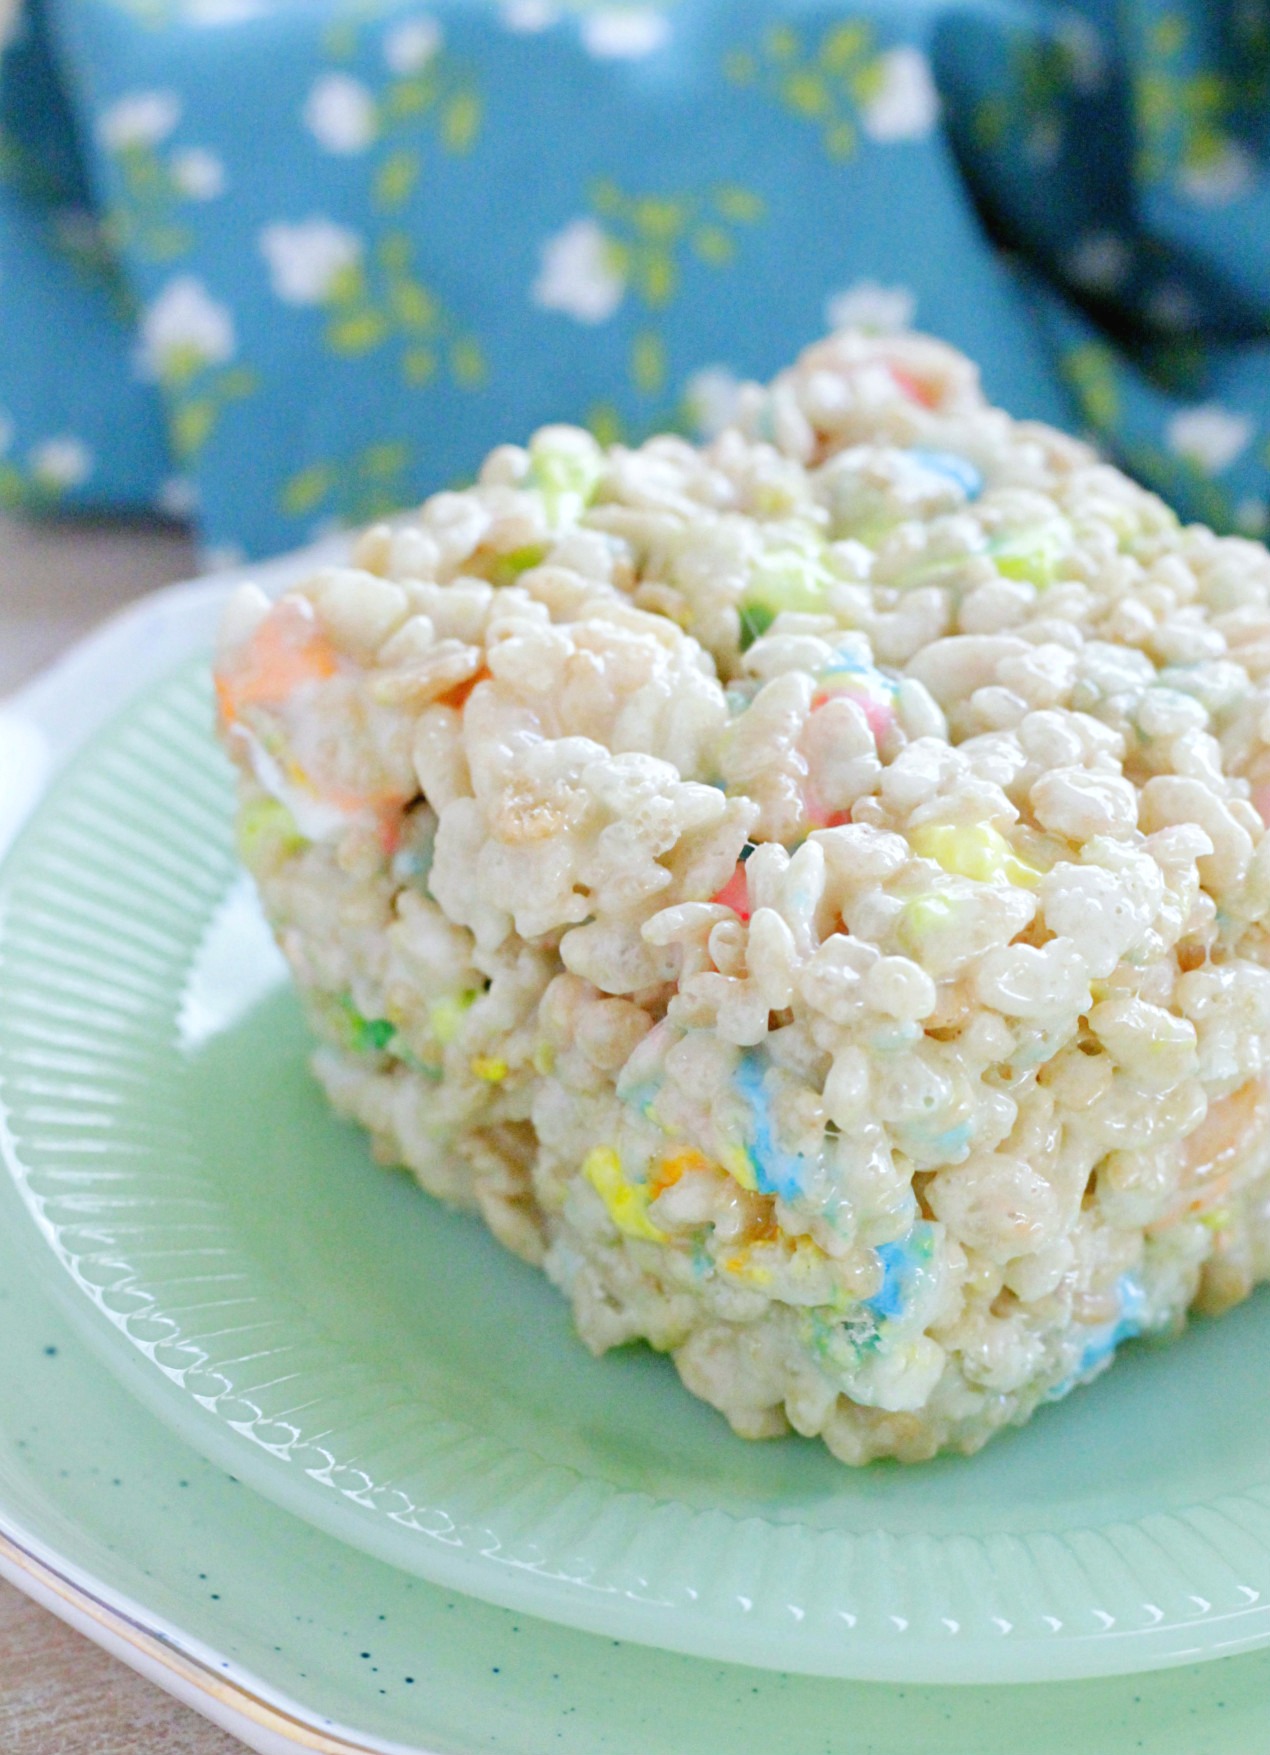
[4,1048,1270,1755]
[3,580,1270,1755]
[7,581,1270,1689]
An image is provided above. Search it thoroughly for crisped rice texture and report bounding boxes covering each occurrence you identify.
[215,327,1270,1463]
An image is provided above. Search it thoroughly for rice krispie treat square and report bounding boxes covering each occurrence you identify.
[215,328,1270,1463]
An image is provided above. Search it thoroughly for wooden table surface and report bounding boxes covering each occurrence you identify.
[1,509,248,1751]
[0,1583,244,1755]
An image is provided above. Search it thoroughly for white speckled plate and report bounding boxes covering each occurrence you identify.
[6,565,1270,1691]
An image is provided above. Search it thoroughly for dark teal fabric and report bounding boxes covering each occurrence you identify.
[1,0,1267,562]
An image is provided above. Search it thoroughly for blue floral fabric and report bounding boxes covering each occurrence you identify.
[0,0,1268,563]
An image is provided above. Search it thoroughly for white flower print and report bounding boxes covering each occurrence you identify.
[1067,232,1132,293]
[260,219,364,305]
[580,8,671,59]
[1166,403,1254,474]
[137,276,236,383]
[384,15,442,74]
[303,73,378,155]
[1056,15,1108,94]
[685,365,743,440]
[158,476,200,517]
[1026,116,1063,167]
[201,542,248,574]
[501,1,559,31]
[29,437,92,489]
[825,279,916,334]
[1178,137,1256,207]
[171,147,227,200]
[97,90,182,152]
[532,217,625,323]
[860,46,939,143]
[184,0,266,21]
[1145,282,1200,331]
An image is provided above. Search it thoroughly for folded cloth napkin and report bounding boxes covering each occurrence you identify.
[1,0,1268,563]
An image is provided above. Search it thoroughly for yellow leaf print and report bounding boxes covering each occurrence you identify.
[449,338,487,387]
[403,346,437,384]
[565,176,764,404]
[1153,14,1187,56]
[313,227,483,392]
[392,280,440,331]
[281,464,338,517]
[714,185,765,224]
[169,363,259,460]
[784,69,831,118]
[362,441,411,477]
[1061,343,1120,429]
[586,403,626,448]
[374,149,421,211]
[638,251,676,306]
[324,10,483,159]
[173,399,215,458]
[820,22,872,70]
[631,331,667,395]
[279,439,415,529]
[633,196,686,241]
[692,225,734,265]
[328,309,392,354]
[442,91,482,154]
[727,16,897,160]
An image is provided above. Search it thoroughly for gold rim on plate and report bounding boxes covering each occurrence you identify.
[0,1521,413,1755]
